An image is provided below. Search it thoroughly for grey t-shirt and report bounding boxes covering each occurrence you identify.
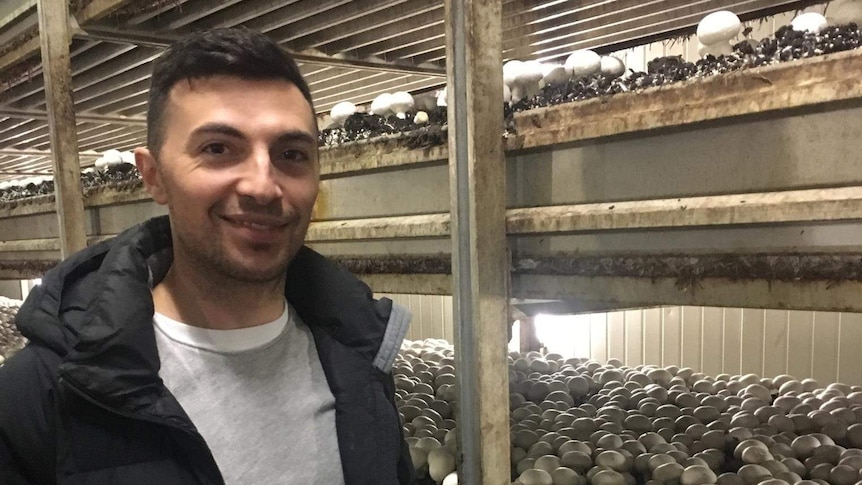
[153,303,346,485]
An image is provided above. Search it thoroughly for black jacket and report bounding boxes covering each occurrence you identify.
[0,216,416,485]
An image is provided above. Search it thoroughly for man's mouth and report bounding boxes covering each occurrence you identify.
[221,215,290,231]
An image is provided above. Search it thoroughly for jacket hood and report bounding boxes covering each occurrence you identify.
[15,215,393,419]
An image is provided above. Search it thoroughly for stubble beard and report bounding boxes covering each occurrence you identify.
[175,222,305,285]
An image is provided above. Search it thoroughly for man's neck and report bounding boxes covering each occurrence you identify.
[152,257,286,330]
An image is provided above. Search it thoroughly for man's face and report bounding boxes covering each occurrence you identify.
[136,76,319,283]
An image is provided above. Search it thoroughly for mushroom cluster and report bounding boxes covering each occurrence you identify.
[502,52,626,105]
[0,175,55,201]
[397,339,460,484]
[329,92,430,128]
[0,297,26,366]
[0,152,142,203]
[696,11,743,58]
[396,339,862,485]
[94,149,134,171]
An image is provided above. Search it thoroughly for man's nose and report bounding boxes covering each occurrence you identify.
[235,150,283,204]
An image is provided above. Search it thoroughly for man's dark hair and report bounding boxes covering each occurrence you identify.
[146,28,315,157]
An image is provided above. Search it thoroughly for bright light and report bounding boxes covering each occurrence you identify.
[19,278,41,299]
[509,320,521,354]
[534,313,592,359]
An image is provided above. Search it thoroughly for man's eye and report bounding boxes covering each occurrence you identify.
[202,143,229,155]
[281,149,309,162]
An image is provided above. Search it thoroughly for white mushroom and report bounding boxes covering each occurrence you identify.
[436,87,447,107]
[413,111,429,125]
[697,40,733,58]
[330,101,357,126]
[389,91,415,119]
[791,12,829,33]
[600,56,626,78]
[827,0,862,25]
[120,151,135,165]
[503,60,523,89]
[428,448,456,483]
[519,468,554,485]
[696,11,742,47]
[413,94,438,111]
[540,63,569,87]
[442,472,458,485]
[371,93,394,116]
[103,149,123,167]
[503,83,512,104]
[564,50,601,79]
[503,60,543,103]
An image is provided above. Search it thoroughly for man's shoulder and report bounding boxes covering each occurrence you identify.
[0,345,61,406]
[0,345,61,437]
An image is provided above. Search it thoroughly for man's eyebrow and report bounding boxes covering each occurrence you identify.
[274,130,317,146]
[190,123,245,139]
[189,124,316,146]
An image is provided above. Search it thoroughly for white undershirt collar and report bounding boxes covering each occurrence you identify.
[153,300,290,354]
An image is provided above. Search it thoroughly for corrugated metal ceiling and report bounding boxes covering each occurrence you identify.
[0,0,818,179]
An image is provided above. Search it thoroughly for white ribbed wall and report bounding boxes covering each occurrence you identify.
[379,293,455,344]
[381,293,862,386]
[532,307,862,387]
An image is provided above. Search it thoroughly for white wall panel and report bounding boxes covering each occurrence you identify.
[723,308,743,376]
[590,313,608,363]
[608,312,625,363]
[681,307,702,371]
[763,310,788,378]
[839,313,862,385]
[812,312,840,384]
[662,307,682,368]
[380,284,862,384]
[377,293,454,343]
[741,309,765,375]
[787,311,815,380]
[529,305,862,386]
[643,308,663,367]
[624,310,643,366]
[701,307,724,377]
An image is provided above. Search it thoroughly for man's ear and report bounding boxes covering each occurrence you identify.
[135,147,168,205]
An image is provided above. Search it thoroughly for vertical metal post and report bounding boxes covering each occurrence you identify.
[37,0,87,258]
[445,0,510,483]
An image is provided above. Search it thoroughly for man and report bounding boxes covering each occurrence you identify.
[0,28,415,485]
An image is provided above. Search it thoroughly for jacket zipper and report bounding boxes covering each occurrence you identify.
[58,375,225,485]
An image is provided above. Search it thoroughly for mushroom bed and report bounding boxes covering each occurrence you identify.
[0,162,141,203]
[2,22,862,205]
[0,297,26,366]
[322,22,862,146]
[398,339,862,485]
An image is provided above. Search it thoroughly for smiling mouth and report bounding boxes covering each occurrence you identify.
[221,216,289,231]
